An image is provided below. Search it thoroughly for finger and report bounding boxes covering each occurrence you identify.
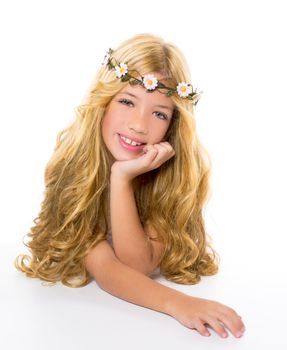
[143,144,174,167]
[142,144,158,154]
[145,144,168,160]
[155,146,175,164]
[162,142,175,156]
[150,146,174,165]
[141,145,159,162]
[153,143,175,156]
[161,141,172,147]
[203,317,228,338]
[192,319,210,337]
[152,143,168,151]
[158,142,174,151]
[218,312,245,338]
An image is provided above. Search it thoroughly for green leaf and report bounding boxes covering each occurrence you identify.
[166,90,174,96]
[157,82,166,89]
[130,78,141,85]
[121,75,130,82]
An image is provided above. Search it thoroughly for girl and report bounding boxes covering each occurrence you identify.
[15,33,245,339]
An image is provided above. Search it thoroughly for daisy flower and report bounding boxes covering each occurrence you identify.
[115,63,128,78]
[143,74,158,90]
[176,82,192,98]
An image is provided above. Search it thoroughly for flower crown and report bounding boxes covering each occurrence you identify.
[102,48,202,106]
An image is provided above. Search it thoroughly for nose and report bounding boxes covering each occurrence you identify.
[127,109,148,135]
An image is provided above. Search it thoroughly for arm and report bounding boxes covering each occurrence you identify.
[110,172,157,275]
[83,240,246,339]
[84,240,185,315]
[109,143,174,275]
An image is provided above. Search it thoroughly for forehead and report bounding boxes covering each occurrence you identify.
[117,83,175,110]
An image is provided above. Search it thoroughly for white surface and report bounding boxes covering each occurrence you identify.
[1,0,287,349]
[1,241,287,349]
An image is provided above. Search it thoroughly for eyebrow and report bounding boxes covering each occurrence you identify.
[118,92,174,111]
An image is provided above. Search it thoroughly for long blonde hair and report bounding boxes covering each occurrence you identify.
[14,33,219,287]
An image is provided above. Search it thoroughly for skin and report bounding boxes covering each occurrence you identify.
[100,73,246,338]
[101,72,176,181]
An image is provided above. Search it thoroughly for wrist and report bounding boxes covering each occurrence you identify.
[164,291,193,317]
[110,164,133,183]
[110,170,134,188]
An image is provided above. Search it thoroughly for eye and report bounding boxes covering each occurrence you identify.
[118,99,168,120]
[153,111,168,120]
[119,98,133,106]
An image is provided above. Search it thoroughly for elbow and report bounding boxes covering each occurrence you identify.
[114,250,157,277]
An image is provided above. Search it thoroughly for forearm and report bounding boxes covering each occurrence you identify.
[86,240,246,339]
[89,243,185,316]
[110,173,153,271]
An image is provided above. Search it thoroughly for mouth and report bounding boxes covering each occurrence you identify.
[117,133,146,152]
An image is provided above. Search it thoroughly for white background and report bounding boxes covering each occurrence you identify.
[1,0,286,349]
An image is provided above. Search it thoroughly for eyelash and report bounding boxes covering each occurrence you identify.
[118,99,168,120]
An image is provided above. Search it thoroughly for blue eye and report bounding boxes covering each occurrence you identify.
[119,99,168,120]
[119,98,133,106]
[153,111,168,120]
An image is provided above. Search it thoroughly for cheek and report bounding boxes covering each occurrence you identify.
[149,130,169,144]
[160,120,173,140]
[102,106,122,130]
[102,113,110,129]
[101,115,111,148]
[102,112,115,136]
[156,123,171,142]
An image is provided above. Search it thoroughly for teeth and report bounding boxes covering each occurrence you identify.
[120,135,143,146]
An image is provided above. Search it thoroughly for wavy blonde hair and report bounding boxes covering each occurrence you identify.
[14,33,219,288]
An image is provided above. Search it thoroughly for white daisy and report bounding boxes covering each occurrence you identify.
[143,74,158,90]
[115,63,128,78]
[176,82,192,98]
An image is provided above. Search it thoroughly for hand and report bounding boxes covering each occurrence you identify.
[167,294,246,338]
[111,141,175,182]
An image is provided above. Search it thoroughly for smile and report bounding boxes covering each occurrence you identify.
[117,134,146,152]
[119,134,144,146]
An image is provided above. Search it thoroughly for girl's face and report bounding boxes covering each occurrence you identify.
[102,72,175,162]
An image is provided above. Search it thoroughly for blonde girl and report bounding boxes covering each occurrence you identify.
[15,33,246,339]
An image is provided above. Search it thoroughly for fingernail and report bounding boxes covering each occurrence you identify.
[236,331,243,337]
[222,332,228,338]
